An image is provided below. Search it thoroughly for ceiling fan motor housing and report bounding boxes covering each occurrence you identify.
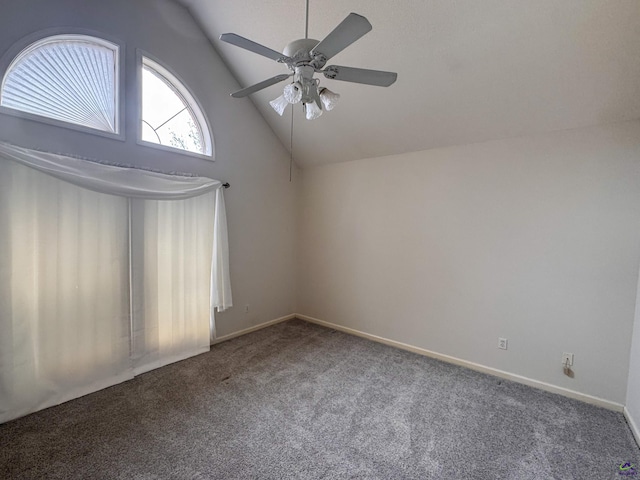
[282,39,325,105]
[282,38,319,63]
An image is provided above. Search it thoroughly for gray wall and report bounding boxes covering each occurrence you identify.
[297,121,640,404]
[0,0,298,337]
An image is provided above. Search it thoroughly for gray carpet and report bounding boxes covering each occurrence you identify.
[1,319,638,479]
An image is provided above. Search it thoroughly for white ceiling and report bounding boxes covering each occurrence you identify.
[179,0,640,168]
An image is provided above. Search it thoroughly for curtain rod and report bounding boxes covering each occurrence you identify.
[222,182,230,189]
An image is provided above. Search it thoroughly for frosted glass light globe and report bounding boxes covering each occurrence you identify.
[269,94,288,116]
[305,101,323,120]
[283,83,302,104]
[319,88,340,111]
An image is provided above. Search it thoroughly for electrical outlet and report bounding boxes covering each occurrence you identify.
[562,352,574,366]
[498,337,508,350]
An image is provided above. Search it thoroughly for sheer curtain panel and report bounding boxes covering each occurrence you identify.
[0,161,132,423]
[0,142,232,423]
[0,142,218,199]
[131,195,215,374]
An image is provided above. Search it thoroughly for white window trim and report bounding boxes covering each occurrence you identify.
[137,51,214,161]
[0,29,125,141]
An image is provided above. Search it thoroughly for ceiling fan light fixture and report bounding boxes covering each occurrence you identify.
[221,11,397,125]
[319,88,340,111]
[283,82,303,104]
[304,101,323,120]
[269,94,289,116]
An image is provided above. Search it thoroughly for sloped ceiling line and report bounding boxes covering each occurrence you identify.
[179,0,640,167]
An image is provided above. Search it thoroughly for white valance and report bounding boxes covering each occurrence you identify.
[0,141,219,200]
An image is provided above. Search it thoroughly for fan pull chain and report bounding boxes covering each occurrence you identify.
[289,106,294,182]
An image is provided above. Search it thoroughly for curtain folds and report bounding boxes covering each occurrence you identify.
[131,195,214,375]
[0,161,133,423]
[212,187,233,316]
[0,142,219,199]
[0,142,232,423]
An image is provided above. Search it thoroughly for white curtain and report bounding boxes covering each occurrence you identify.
[0,161,133,422]
[131,195,214,374]
[0,142,232,423]
[0,142,218,199]
[212,187,232,325]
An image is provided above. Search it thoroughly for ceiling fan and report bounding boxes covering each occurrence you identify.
[219,5,397,120]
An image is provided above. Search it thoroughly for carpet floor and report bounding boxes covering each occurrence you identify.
[1,319,638,479]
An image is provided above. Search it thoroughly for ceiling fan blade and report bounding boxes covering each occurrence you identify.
[310,13,372,61]
[323,66,397,87]
[220,33,291,63]
[231,74,292,98]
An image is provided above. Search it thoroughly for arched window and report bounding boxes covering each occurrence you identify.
[1,34,119,134]
[140,56,212,157]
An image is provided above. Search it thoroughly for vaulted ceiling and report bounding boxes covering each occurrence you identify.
[178,0,640,167]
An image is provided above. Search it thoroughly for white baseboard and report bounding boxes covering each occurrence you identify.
[208,312,625,412]
[211,314,296,345]
[296,314,625,412]
[624,407,640,447]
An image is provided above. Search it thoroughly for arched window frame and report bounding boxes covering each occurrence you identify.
[137,51,214,160]
[0,29,125,140]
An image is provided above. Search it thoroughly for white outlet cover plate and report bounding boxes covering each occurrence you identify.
[562,353,574,366]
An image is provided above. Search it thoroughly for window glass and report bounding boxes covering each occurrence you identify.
[141,58,211,156]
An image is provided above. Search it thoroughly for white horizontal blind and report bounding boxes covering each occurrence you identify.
[1,35,118,133]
